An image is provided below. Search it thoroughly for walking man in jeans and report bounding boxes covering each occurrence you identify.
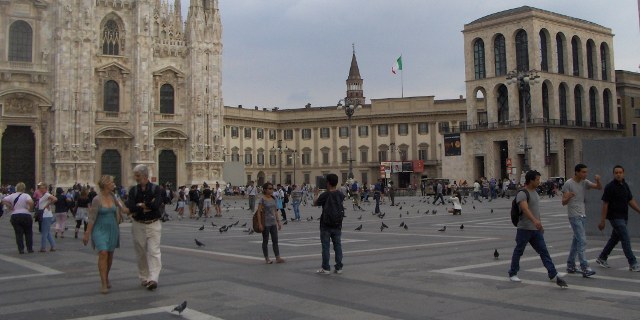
[596,165,640,272]
[314,173,345,274]
[561,163,601,277]
[508,170,568,288]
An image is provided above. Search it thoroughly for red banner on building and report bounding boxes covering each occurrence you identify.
[412,160,424,173]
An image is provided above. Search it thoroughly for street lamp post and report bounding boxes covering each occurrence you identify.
[506,69,540,173]
[272,139,283,185]
[337,98,362,180]
[288,149,298,185]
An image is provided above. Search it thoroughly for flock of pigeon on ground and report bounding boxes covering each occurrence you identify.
[172,195,506,315]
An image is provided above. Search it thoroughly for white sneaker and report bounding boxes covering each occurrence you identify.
[316,269,330,275]
[334,269,343,274]
[509,275,521,282]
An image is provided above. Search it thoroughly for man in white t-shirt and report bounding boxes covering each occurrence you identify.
[247,181,257,211]
[561,163,601,277]
[37,182,58,252]
[214,182,223,217]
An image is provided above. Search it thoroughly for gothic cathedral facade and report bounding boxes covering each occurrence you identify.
[0,0,224,189]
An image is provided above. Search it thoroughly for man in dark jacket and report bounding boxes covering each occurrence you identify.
[314,173,345,275]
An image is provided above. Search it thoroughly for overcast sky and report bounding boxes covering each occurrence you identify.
[180,0,640,109]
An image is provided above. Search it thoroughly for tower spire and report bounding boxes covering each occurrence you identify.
[346,45,364,105]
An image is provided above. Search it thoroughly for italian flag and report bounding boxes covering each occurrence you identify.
[392,55,403,74]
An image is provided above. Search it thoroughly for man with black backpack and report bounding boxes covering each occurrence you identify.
[314,173,345,275]
[508,170,568,288]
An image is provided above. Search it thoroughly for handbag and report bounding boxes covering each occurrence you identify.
[252,203,264,232]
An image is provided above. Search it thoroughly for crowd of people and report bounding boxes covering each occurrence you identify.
[2,163,640,293]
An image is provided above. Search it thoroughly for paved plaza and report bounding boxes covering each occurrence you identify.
[1,194,639,320]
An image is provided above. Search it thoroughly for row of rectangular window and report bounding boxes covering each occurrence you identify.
[228,123,435,139]
[229,148,429,165]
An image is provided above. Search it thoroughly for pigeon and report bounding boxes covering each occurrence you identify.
[381,222,389,229]
[219,225,228,233]
[198,225,204,231]
[249,229,255,235]
[491,209,494,214]
[195,239,205,247]
[283,220,288,225]
[241,222,247,227]
[172,300,187,314]
[399,221,405,227]
[460,224,464,230]
[380,225,385,232]
[473,205,476,210]
[433,210,438,214]
[378,212,386,219]
[211,222,217,227]
[438,226,446,232]
[406,211,410,215]
[399,206,403,210]
[233,220,240,226]
[354,224,363,231]
[494,249,499,259]
[399,213,402,218]
[357,215,362,220]
[403,224,408,230]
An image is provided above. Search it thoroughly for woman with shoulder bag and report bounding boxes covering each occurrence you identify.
[258,182,285,264]
[1,182,35,253]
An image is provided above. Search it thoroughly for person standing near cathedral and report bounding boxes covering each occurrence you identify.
[126,165,163,291]
[214,182,223,217]
[561,163,601,277]
[202,183,212,218]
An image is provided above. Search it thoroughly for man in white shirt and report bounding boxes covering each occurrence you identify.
[214,182,223,217]
[247,181,257,211]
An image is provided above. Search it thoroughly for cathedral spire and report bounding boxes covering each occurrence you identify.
[348,43,361,80]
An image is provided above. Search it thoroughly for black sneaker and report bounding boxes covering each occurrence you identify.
[581,268,596,278]
[566,266,577,274]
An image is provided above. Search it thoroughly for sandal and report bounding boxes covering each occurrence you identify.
[146,281,158,290]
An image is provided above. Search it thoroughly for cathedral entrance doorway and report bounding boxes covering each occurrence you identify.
[1,126,35,189]
[101,149,122,187]
[158,150,177,189]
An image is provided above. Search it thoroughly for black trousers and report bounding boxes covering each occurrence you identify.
[10,214,33,253]
[262,225,280,258]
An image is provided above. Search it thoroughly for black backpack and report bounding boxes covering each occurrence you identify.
[510,189,530,227]
[320,191,345,228]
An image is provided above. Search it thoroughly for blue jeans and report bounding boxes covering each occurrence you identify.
[599,219,637,266]
[374,191,381,213]
[320,227,343,271]
[292,200,301,220]
[567,216,588,269]
[40,217,56,250]
[508,228,558,279]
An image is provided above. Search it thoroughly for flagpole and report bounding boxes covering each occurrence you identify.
[401,68,404,98]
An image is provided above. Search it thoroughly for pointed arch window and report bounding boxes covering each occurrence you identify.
[559,85,568,125]
[497,85,509,124]
[102,20,122,55]
[494,34,507,76]
[160,84,175,114]
[9,20,33,62]
[515,30,529,71]
[103,80,120,112]
[473,39,486,79]
[556,33,565,74]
